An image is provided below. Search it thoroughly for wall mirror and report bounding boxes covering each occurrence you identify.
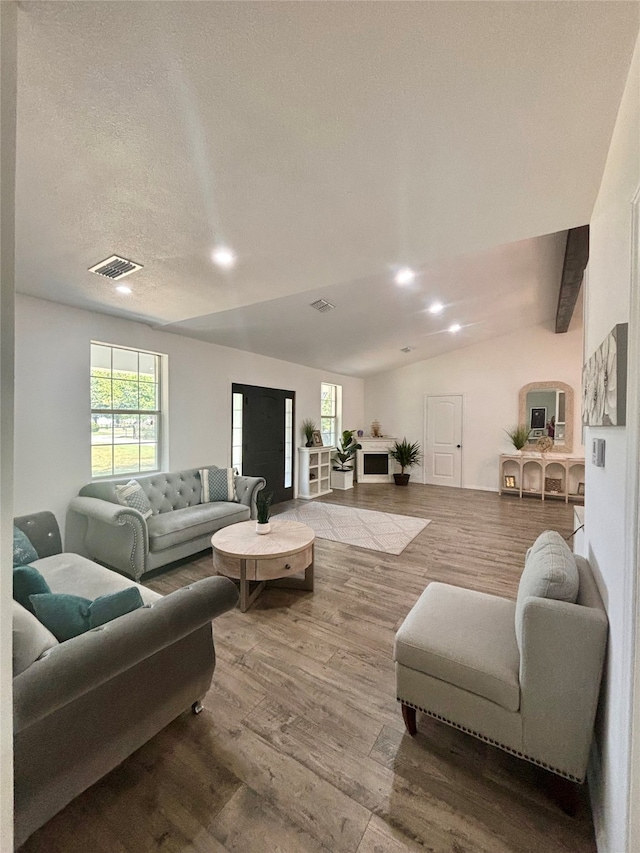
[518,381,573,454]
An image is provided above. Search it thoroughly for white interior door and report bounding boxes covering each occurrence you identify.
[425,395,463,487]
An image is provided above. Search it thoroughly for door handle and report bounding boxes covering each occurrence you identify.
[456,444,461,449]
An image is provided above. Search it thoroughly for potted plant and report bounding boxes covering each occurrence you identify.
[330,429,362,490]
[255,490,273,534]
[504,424,531,453]
[388,438,422,485]
[301,418,316,448]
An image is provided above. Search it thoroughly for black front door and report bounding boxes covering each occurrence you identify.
[232,383,294,504]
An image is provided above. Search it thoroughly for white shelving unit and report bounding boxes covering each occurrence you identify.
[298,446,334,500]
[499,454,585,504]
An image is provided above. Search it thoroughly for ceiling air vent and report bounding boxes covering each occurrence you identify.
[400,346,413,353]
[310,299,335,313]
[88,255,143,280]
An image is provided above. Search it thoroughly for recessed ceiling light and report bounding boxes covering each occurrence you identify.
[429,302,444,315]
[212,247,237,269]
[116,285,132,294]
[449,323,461,333]
[394,267,415,286]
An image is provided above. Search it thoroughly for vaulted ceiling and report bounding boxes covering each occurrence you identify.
[15,1,640,375]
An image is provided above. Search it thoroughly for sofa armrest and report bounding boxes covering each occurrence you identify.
[69,496,148,580]
[13,576,239,733]
[519,596,608,780]
[235,475,266,519]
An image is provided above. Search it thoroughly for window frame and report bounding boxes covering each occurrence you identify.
[90,342,163,479]
[320,382,341,448]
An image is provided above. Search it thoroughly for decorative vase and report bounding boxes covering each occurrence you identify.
[256,522,271,534]
[305,440,313,447]
[394,473,410,486]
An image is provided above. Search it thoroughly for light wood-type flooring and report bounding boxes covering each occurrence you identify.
[22,484,595,853]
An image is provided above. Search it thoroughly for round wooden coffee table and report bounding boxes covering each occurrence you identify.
[211,519,315,612]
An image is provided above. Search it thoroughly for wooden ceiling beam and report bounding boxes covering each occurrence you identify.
[555,225,589,333]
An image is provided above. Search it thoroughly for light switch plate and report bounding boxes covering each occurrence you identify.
[592,438,606,467]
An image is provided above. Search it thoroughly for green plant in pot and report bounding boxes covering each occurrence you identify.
[333,429,362,471]
[255,490,273,534]
[504,424,531,452]
[302,418,316,448]
[388,438,422,485]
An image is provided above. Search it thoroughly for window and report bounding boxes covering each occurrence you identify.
[321,382,341,447]
[91,343,162,478]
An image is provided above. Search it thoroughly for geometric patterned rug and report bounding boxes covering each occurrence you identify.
[274,502,431,555]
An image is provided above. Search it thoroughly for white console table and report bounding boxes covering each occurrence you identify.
[499,453,585,503]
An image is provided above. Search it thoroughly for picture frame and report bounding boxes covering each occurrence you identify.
[545,477,563,494]
[504,475,516,489]
[530,407,547,430]
[577,482,585,496]
[311,430,323,447]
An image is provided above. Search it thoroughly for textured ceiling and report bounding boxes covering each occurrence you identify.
[15,1,640,374]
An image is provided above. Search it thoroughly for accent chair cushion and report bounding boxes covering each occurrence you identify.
[30,587,145,642]
[12,600,58,677]
[200,467,238,503]
[515,530,579,650]
[115,479,153,519]
[13,526,39,567]
[394,582,521,712]
[13,565,51,615]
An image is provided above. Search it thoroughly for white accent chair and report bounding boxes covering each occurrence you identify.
[394,531,607,784]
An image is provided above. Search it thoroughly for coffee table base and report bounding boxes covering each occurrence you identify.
[237,560,314,612]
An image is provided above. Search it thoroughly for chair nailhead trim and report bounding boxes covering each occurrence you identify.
[397,698,583,783]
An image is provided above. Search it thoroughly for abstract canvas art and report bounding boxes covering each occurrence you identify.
[582,323,628,426]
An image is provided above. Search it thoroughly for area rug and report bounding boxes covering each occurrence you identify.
[274,503,431,555]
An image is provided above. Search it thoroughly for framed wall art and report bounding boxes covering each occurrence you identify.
[582,323,628,426]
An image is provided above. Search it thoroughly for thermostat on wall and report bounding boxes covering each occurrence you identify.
[592,438,606,468]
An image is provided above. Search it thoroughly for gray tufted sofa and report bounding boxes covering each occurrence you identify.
[69,466,265,580]
[13,511,239,848]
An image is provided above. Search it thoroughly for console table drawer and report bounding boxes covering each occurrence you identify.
[254,546,313,581]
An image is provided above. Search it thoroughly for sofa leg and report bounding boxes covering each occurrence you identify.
[401,702,417,736]
[545,773,580,816]
[192,701,204,715]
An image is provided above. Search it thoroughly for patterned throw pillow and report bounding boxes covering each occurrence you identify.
[200,468,238,503]
[115,479,153,519]
[13,526,39,567]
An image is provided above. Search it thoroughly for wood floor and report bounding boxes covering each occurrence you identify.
[22,484,595,853]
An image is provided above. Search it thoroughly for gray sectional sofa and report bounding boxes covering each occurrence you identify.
[13,511,239,848]
[69,465,265,580]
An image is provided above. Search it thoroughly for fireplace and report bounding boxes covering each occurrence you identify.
[356,438,396,483]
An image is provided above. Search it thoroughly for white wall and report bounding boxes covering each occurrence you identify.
[584,30,640,853]
[14,295,364,537]
[0,3,16,849]
[364,318,584,491]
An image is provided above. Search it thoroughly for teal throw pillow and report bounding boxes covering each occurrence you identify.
[30,587,144,642]
[200,467,238,503]
[13,526,39,567]
[13,565,51,615]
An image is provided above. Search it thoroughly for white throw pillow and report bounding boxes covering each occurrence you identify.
[115,479,153,519]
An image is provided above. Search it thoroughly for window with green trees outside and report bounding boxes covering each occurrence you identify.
[90,343,162,478]
[321,382,341,447]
